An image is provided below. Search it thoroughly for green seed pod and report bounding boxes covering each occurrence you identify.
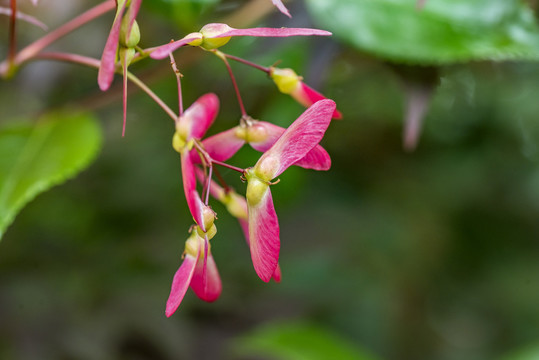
[120,18,140,49]
[270,67,300,94]
[245,169,269,207]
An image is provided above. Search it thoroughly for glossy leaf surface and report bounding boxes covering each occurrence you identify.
[0,112,102,240]
[306,0,539,63]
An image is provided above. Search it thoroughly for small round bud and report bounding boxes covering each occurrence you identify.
[185,32,204,47]
[119,47,136,68]
[246,123,267,144]
[120,18,140,49]
[234,126,247,141]
[270,67,300,94]
[184,233,200,257]
[255,154,279,181]
[172,132,186,153]
[197,223,217,240]
[245,169,269,207]
[201,205,216,232]
[201,36,231,50]
[199,23,232,50]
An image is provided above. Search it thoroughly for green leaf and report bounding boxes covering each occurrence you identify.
[0,111,102,240]
[499,344,539,360]
[306,0,539,64]
[232,321,379,360]
[143,0,220,30]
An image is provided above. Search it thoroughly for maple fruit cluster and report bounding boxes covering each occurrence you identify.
[95,0,342,317]
[1,0,341,318]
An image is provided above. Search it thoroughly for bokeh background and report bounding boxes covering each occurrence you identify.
[1,0,539,359]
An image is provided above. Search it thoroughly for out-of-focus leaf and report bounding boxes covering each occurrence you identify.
[0,111,102,240]
[143,0,220,30]
[306,0,539,64]
[232,321,379,360]
[499,344,539,360]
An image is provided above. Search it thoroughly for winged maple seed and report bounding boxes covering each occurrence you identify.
[165,230,222,317]
[270,67,342,119]
[98,0,141,136]
[195,168,282,283]
[149,23,331,59]
[164,100,335,315]
[0,0,341,318]
[172,93,219,233]
[91,0,339,314]
[195,117,331,171]
[244,99,336,281]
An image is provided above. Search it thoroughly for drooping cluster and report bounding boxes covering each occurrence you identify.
[165,96,336,316]
[96,0,341,317]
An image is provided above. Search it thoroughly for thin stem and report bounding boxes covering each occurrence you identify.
[193,139,245,175]
[169,53,183,118]
[213,50,247,117]
[34,51,101,68]
[204,165,213,205]
[34,52,178,122]
[193,139,213,169]
[213,167,231,193]
[122,52,128,137]
[8,0,17,65]
[212,159,245,174]
[126,72,178,122]
[224,53,270,74]
[15,1,115,65]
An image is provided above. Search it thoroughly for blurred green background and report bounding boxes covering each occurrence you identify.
[1,0,539,359]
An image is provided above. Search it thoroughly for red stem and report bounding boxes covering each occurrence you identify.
[214,50,247,117]
[33,52,178,122]
[8,0,17,65]
[35,51,101,68]
[193,139,245,175]
[224,53,270,74]
[169,53,183,118]
[15,1,115,65]
[213,167,231,194]
[212,159,245,174]
[204,165,213,205]
[122,53,128,137]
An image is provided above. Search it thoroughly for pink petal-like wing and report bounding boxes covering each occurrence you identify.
[272,264,282,282]
[251,121,331,171]
[165,252,198,317]
[294,144,331,171]
[180,93,219,140]
[255,100,335,179]
[149,37,201,60]
[98,1,127,91]
[125,0,141,40]
[293,82,342,120]
[248,122,283,153]
[190,250,222,302]
[240,215,281,282]
[271,0,291,17]
[216,27,331,38]
[181,151,207,232]
[248,187,280,282]
[194,127,245,163]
